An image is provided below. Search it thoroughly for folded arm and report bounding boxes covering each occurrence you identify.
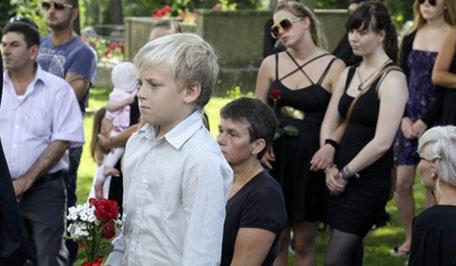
[432,27,456,88]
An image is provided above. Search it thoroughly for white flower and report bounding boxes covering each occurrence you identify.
[80,214,88,222]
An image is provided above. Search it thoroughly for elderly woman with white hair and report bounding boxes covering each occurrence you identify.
[409,126,456,266]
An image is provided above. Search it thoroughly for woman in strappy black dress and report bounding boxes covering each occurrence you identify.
[317,2,408,265]
[255,2,345,265]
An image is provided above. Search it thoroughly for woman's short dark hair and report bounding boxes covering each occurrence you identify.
[3,18,40,48]
[346,1,398,62]
[220,97,277,159]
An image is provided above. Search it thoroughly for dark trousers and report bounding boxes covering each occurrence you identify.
[65,146,82,265]
[19,172,68,266]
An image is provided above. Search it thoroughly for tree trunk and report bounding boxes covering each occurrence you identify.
[106,0,124,25]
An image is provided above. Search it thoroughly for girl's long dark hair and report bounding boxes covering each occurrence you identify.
[346,1,398,62]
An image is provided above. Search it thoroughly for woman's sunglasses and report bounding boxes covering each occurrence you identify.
[270,17,303,39]
[419,0,437,6]
[41,1,73,11]
[412,151,440,162]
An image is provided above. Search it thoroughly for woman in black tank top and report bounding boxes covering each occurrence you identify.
[317,2,408,265]
[255,2,345,265]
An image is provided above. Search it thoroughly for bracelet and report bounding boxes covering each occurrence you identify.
[340,166,360,181]
[325,138,339,151]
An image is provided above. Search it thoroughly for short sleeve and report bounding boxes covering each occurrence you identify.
[51,81,84,147]
[67,45,97,82]
[239,187,286,235]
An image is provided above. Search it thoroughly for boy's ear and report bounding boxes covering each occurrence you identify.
[183,82,201,104]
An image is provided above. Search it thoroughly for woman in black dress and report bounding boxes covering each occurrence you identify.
[255,1,345,265]
[217,97,287,265]
[318,2,408,265]
[409,126,456,266]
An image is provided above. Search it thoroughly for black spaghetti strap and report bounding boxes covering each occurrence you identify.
[275,53,279,80]
[345,64,358,91]
[280,51,331,84]
[371,62,399,92]
[317,57,337,85]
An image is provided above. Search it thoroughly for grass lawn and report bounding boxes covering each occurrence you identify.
[75,87,425,265]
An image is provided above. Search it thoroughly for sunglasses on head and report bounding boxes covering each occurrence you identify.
[270,17,303,39]
[41,1,73,10]
[8,16,39,30]
[419,0,437,6]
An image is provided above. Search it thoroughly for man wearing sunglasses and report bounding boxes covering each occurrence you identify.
[37,1,97,264]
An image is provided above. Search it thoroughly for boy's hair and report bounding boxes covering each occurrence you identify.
[134,33,219,108]
[3,17,40,48]
[220,97,277,159]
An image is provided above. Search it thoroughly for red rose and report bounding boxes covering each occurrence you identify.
[102,220,116,239]
[89,198,119,222]
[271,88,281,101]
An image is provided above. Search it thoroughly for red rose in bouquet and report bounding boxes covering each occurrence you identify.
[90,198,119,222]
[102,220,116,239]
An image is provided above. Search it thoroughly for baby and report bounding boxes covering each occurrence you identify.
[90,62,138,199]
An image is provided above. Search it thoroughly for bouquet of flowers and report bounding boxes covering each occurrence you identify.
[66,198,122,265]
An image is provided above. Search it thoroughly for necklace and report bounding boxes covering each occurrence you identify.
[356,59,392,91]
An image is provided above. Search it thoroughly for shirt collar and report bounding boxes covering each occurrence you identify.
[139,110,204,150]
[3,64,47,95]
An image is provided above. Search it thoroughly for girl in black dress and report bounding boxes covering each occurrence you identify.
[318,2,408,265]
[255,1,345,265]
[409,126,456,266]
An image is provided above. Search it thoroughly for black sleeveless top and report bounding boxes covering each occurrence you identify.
[268,51,336,125]
[337,63,397,178]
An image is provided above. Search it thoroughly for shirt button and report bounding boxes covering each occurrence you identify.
[12,144,17,148]
[142,179,147,183]
[15,125,19,129]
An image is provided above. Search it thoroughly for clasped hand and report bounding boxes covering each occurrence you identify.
[325,166,347,196]
[401,118,427,139]
[310,144,335,171]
